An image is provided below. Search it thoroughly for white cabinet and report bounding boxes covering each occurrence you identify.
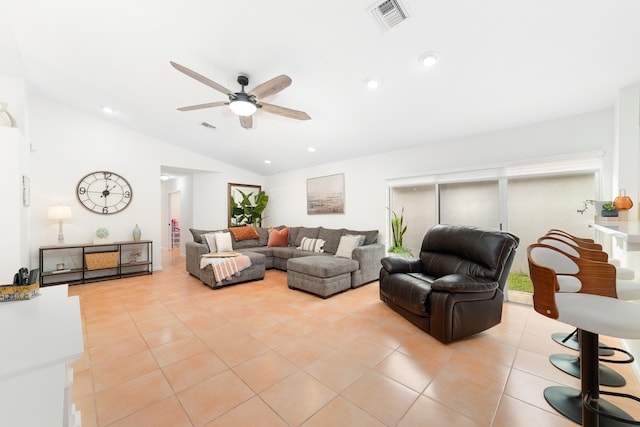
[0,285,84,426]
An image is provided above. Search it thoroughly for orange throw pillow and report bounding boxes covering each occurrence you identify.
[229,226,260,241]
[268,227,289,247]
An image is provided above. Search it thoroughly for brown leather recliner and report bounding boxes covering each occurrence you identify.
[379,224,519,343]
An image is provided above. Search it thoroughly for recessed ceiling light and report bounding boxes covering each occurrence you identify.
[307,147,316,152]
[367,79,379,89]
[419,52,439,67]
[264,160,271,164]
[160,175,170,181]
[102,106,114,114]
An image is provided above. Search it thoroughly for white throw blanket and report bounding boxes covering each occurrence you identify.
[200,255,252,284]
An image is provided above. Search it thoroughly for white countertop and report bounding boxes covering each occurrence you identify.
[592,219,640,243]
[0,284,84,381]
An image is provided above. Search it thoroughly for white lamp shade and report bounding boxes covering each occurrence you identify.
[229,100,257,116]
[48,205,72,220]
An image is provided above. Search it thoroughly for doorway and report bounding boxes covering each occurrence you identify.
[169,191,181,254]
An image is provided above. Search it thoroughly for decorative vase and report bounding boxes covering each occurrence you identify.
[0,102,17,128]
[613,189,633,211]
[133,224,141,242]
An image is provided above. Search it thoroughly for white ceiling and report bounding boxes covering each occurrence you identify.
[2,0,640,175]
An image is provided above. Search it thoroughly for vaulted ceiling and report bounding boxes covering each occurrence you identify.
[2,0,640,175]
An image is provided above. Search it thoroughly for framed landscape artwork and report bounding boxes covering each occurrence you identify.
[307,173,345,214]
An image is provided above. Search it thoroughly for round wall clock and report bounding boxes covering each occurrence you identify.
[76,171,133,214]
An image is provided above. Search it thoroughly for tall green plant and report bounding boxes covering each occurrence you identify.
[231,190,269,226]
[389,207,413,256]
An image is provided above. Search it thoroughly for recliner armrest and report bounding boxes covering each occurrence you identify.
[380,257,423,274]
[431,274,499,293]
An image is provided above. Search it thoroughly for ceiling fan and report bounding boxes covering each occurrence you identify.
[170,61,311,129]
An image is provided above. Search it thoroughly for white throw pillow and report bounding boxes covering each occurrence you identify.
[214,232,233,252]
[346,234,365,246]
[204,232,218,253]
[335,235,362,258]
[297,237,325,253]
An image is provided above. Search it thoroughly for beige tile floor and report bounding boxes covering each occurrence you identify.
[68,250,640,426]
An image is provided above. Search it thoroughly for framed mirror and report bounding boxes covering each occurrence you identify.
[228,183,263,227]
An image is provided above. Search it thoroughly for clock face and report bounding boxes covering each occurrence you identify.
[76,171,133,214]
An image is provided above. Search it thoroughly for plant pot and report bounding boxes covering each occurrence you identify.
[601,210,618,217]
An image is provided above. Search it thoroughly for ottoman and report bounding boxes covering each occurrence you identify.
[200,251,266,289]
[287,256,359,298]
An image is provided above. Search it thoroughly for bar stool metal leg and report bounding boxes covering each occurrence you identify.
[544,330,635,426]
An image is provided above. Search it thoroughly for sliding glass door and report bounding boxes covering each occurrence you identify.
[390,185,436,257]
[439,180,500,229]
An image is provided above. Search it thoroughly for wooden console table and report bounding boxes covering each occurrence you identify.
[39,240,153,286]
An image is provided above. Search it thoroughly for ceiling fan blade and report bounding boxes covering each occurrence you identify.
[259,102,311,120]
[248,75,292,99]
[170,61,234,96]
[177,101,227,111]
[240,115,253,129]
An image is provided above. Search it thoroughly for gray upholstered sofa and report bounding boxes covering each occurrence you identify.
[186,226,384,291]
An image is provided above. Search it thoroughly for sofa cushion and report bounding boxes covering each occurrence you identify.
[256,227,269,246]
[270,246,298,259]
[317,227,345,255]
[190,228,215,244]
[380,272,433,315]
[268,227,289,247]
[295,227,321,246]
[287,256,359,278]
[297,237,325,253]
[232,236,262,250]
[335,235,362,259]
[287,227,299,246]
[345,229,378,245]
[229,226,260,241]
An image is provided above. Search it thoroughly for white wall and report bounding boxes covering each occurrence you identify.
[266,109,615,247]
[0,76,30,282]
[27,96,263,270]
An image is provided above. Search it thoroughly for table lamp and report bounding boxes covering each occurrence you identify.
[48,205,72,245]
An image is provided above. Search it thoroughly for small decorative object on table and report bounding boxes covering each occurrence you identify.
[93,227,113,244]
[613,189,633,211]
[601,203,618,218]
[132,224,141,242]
[128,249,142,263]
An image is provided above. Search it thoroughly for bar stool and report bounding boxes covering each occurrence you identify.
[540,232,638,356]
[534,238,640,386]
[527,243,640,426]
[546,229,635,280]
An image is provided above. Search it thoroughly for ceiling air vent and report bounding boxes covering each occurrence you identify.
[369,0,409,31]
[200,121,216,130]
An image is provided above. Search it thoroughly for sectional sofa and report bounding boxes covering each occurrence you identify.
[186,225,385,294]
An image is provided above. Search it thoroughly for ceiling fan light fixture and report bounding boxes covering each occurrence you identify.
[229,99,257,116]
